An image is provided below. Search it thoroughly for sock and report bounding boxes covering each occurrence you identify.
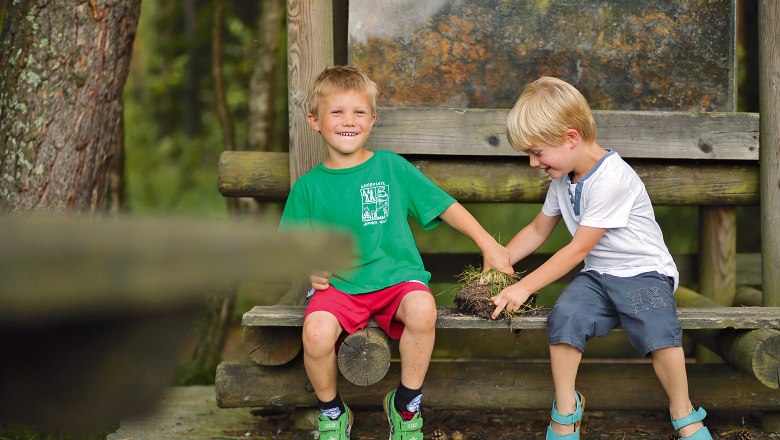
[394,383,422,421]
[318,394,344,420]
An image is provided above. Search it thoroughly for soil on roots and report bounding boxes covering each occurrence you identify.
[452,283,547,321]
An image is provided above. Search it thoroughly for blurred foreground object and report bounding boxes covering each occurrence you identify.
[0,214,351,429]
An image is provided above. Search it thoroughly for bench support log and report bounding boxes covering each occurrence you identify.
[676,286,780,388]
[215,360,780,411]
[242,326,302,366]
[337,328,391,386]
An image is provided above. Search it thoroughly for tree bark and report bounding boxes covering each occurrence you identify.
[248,0,283,151]
[0,0,141,212]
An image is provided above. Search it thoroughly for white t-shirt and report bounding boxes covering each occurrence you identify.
[541,150,679,289]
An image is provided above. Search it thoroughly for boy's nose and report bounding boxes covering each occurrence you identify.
[529,155,539,167]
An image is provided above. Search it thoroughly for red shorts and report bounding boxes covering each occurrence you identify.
[303,281,432,340]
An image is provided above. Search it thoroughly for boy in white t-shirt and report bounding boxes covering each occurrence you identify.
[492,76,712,440]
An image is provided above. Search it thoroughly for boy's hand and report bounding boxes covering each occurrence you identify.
[491,283,534,319]
[482,243,514,275]
[310,270,332,290]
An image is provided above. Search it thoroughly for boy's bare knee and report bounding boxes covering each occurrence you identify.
[302,312,340,355]
[399,291,437,331]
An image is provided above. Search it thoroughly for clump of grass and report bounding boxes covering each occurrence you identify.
[452,266,542,320]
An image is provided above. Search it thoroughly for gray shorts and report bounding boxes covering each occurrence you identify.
[547,270,681,356]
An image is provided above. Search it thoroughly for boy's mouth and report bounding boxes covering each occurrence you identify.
[338,131,358,137]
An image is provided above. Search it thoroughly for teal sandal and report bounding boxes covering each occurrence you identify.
[671,407,713,440]
[545,391,585,440]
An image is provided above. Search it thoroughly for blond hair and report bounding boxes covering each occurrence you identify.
[506,77,596,152]
[307,65,379,116]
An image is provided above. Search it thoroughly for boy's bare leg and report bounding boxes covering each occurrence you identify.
[394,290,437,388]
[549,343,583,435]
[651,346,703,438]
[302,311,343,401]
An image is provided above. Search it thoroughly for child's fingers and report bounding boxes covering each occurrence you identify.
[491,293,508,319]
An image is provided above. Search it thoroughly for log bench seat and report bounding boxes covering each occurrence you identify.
[243,304,780,331]
[239,302,780,390]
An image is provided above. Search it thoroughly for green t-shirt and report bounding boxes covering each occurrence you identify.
[279,150,455,294]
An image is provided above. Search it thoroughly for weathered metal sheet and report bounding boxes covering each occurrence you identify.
[349,0,735,111]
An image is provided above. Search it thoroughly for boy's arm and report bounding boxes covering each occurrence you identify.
[439,202,513,274]
[505,210,560,265]
[491,225,606,319]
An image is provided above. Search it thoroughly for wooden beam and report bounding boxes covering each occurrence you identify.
[218,151,759,205]
[242,305,780,331]
[287,0,332,183]
[370,109,759,159]
[0,215,352,323]
[215,360,780,411]
[760,0,780,306]
[676,286,780,388]
[421,252,762,286]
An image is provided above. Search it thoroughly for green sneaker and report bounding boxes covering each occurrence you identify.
[317,403,353,440]
[384,390,423,440]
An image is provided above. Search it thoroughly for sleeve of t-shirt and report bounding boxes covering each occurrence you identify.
[541,180,562,217]
[397,155,456,230]
[579,177,632,229]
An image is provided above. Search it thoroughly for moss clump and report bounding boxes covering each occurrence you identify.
[452,266,543,320]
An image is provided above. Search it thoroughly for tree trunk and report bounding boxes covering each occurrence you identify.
[0,0,141,212]
[248,0,283,151]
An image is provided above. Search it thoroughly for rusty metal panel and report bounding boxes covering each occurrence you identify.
[348,0,735,111]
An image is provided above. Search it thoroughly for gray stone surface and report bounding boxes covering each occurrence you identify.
[108,386,260,440]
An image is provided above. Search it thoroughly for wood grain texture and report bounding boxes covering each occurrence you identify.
[242,326,301,366]
[242,305,780,331]
[218,151,759,205]
[337,328,391,386]
[369,109,758,159]
[699,207,737,306]
[215,360,780,410]
[760,0,780,306]
[286,0,332,183]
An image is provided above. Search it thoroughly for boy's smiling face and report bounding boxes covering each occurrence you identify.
[526,130,579,180]
[308,88,376,162]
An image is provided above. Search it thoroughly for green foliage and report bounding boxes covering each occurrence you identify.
[0,424,112,440]
[123,0,280,217]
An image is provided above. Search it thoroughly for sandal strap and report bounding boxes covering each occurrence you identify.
[550,392,583,426]
[671,407,708,430]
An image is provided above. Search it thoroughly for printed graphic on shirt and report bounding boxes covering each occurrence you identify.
[361,182,389,226]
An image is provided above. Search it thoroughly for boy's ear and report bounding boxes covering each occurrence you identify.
[564,128,580,148]
[306,112,321,131]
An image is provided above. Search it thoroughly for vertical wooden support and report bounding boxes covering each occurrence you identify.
[696,207,735,362]
[760,0,780,308]
[287,0,333,183]
[699,208,737,307]
[759,1,780,432]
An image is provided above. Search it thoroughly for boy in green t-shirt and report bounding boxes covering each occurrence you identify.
[280,66,513,440]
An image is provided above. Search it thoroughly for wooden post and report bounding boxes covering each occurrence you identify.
[287,0,333,183]
[697,207,737,362]
[698,208,737,306]
[759,1,780,431]
[760,0,780,307]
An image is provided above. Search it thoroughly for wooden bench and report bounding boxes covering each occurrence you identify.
[215,0,780,431]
